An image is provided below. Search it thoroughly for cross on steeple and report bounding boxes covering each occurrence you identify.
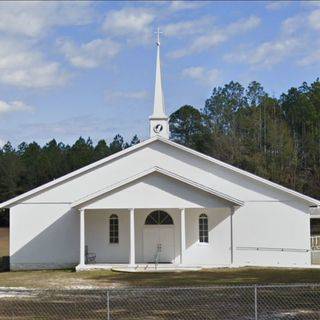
[155,27,162,46]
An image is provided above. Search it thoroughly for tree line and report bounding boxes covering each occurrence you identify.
[170,79,320,200]
[0,134,140,225]
[1,79,319,225]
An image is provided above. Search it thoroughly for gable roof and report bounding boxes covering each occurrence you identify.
[0,136,319,208]
[163,138,320,206]
[71,166,244,208]
[0,136,158,209]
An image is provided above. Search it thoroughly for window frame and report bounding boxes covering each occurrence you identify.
[199,213,209,244]
[145,210,174,225]
[109,214,119,244]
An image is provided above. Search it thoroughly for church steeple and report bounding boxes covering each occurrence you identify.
[149,28,169,139]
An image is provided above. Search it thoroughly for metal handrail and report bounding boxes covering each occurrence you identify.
[143,245,161,271]
[154,245,161,270]
[311,236,320,250]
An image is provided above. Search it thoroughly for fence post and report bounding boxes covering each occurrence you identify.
[254,285,258,320]
[107,290,110,320]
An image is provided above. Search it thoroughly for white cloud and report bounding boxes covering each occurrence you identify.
[1,62,68,89]
[225,15,261,34]
[102,8,155,43]
[278,8,320,66]
[281,15,304,34]
[105,90,149,103]
[224,38,302,68]
[281,8,320,33]
[298,48,320,66]
[162,17,214,37]
[309,9,320,30]
[0,39,69,88]
[100,1,205,44]
[169,15,260,58]
[224,6,320,69]
[170,33,225,59]
[0,100,33,115]
[0,2,93,38]
[58,38,121,69]
[168,1,205,12]
[182,66,220,86]
[266,1,291,11]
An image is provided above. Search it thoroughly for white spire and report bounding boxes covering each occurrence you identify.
[152,27,166,117]
[149,27,169,139]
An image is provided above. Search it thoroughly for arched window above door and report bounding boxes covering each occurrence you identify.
[145,210,174,225]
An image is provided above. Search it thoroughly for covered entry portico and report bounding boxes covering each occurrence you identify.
[77,208,192,270]
[73,167,243,271]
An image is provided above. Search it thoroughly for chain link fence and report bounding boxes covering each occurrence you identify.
[0,284,320,319]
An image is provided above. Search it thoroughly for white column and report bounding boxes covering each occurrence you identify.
[180,208,186,265]
[129,208,135,266]
[80,209,85,266]
[230,207,235,265]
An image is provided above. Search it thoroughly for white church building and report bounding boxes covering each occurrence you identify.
[1,32,320,271]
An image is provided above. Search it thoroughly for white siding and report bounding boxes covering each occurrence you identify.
[86,210,129,263]
[184,208,231,266]
[83,173,230,210]
[234,201,311,267]
[10,204,79,270]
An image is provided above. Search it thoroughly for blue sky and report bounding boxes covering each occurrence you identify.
[0,1,320,147]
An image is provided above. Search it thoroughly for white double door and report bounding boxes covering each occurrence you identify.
[143,227,174,263]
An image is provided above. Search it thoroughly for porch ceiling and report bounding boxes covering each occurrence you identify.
[72,166,244,209]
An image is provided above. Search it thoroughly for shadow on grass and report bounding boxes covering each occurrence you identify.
[84,267,320,287]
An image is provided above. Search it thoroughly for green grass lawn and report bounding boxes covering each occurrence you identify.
[0,267,320,289]
[0,228,9,257]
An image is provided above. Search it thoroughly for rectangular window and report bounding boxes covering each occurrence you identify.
[109,215,119,244]
[199,214,209,243]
